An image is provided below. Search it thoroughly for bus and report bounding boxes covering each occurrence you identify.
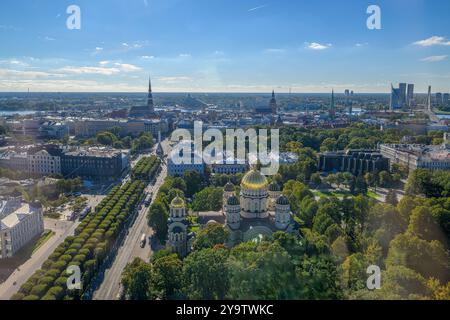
[140,233,146,248]
[79,206,91,220]
[144,192,153,207]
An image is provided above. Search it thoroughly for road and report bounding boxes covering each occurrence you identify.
[0,218,79,300]
[93,140,169,300]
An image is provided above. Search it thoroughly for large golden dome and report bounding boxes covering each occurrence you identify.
[241,169,268,190]
[170,196,185,208]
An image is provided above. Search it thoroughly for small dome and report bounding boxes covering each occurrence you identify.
[241,169,268,190]
[172,226,184,233]
[224,181,235,192]
[268,181,280,192]
[227,195,240,206]
[276,195,289,205]
[170,196,185,208]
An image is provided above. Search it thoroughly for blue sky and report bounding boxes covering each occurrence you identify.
[0,0,449,93]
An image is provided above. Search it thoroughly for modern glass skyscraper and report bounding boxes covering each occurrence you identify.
[407,84,414,107]
[390,85,400,110]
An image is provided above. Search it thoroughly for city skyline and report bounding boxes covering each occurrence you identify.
[1,0,450,93]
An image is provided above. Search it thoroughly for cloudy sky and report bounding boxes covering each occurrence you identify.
[0,0,449,93]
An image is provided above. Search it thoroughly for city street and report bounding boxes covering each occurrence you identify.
[93,140,169,300]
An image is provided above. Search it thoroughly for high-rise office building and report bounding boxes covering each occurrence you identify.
[443,93,450,105]
[390,84,400,110]
[427,86,432,111]
[399,83,407,107]
[407,84,414,107]
[436,93,443,106]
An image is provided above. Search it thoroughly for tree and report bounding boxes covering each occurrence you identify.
[354,175,368,195]
[378,171,392,188]
[320,138,338,152]
[193,223,229,250]
[183,171,206,197]
[385,189,398,206]
[182,248,229,300]
[121,258,153,300]
[386,233,450,282]
[228,243,300,299]
[407,206,444,242]
[310,172,322,187]
[147,201,169,242]
[96,131,117,146]
[151,253,183,299]
[191,187,223,212]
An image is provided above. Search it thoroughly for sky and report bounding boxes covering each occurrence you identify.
[0,0,449,93]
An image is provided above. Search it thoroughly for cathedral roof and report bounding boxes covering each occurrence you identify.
[276,195,289,205]
[227,195,240,206]
[241,169,268,190]
[170,196,185,208]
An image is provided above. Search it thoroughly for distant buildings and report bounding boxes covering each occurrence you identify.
[318,150,389,175]
[28,149,61,176]
[168,140,205,177]
[0,201,44,259]
[407,84,414,107]
[61,147,130,179]
[390,83,414,110]
[0,145,130,179]
[380,143,450,171]
[39,121,68,139]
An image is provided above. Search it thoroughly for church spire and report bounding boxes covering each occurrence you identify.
[147,75,154,112]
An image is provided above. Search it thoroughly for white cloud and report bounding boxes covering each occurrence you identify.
[306,42,332,50]
[0,68,63,79]
[57,63,141,75]
[179,53,191,58]
[56,66,121,76]
[44,36,55,41]
[413,36,450,47]
[141,55,155,59]
[355,42,368,47]
[157,76,192,83]
[114,63,142,72]
[248,4,268,12]
[0,59,29,67]
[99,60,110,66]
[420,55,448,62]
[263,48,286,54]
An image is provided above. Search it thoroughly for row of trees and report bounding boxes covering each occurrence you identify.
[90,130,154,154]
[12,180,147,300]
[131,156,161,181]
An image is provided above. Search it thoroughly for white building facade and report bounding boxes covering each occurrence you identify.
[0,203,44,259]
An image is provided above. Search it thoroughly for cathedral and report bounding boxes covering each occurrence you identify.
[128,76,157,119]
[166,169,298,257]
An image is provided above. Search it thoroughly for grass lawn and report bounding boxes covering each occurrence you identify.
[32,230,55,255]
[313,189,352,198]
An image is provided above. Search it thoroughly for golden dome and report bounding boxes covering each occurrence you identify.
[170,196,185,208]
[241,169,268,190]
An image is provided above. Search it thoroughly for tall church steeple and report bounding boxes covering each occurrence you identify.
[147,76,154,112]
[270,90,278,115]
[330,89,335,119]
